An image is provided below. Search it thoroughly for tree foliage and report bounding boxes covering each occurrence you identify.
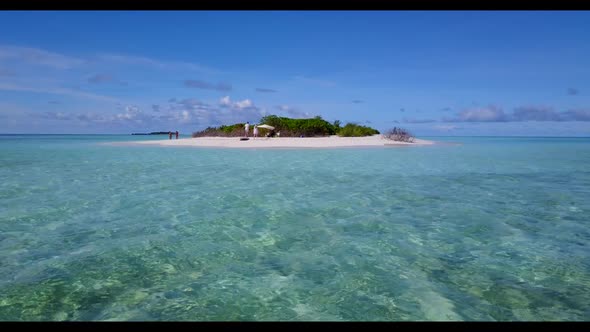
[192,124,245,137]
[257,115,339,137]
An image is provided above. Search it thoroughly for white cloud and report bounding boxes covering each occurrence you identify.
[443,105,590,123]
[461,107,506,122]
[97,53,221,74]
[235,99,253,109]
[219,96,231,107]
[179,110,191,123]
[218,96,256,110]
[275,104,311,118]
[445,105,508,122]
[0,82,121,103]
[0,45,85,69]
[111,105,157,125]
[434,125,459,131]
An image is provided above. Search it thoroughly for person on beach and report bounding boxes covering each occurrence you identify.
[244,122,250,137]
[175,131,179,139]
[169,132,172,140]
[253,125,259,139]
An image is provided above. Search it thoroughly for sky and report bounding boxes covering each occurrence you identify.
[0,10,589,136]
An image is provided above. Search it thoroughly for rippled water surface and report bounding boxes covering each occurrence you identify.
[0,135,589,321]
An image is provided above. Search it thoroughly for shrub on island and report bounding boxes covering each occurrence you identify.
[383,127,415,142]
[336,123,380,137]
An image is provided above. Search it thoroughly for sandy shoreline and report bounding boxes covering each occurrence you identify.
[112,135,437,149]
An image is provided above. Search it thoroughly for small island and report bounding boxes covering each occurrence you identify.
[131,131,173,135]
[192,115,379,138]
[124,115,435,148]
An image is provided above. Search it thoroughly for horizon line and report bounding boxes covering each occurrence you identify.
[1,133,589,138]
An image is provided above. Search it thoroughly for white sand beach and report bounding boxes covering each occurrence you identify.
[125,135,436,149]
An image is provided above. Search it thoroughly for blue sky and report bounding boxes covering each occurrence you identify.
[0,11,589,136]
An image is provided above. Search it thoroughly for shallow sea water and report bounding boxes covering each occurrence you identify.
[0,135,589,321]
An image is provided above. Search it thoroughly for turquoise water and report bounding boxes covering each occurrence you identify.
[0,135,589,321]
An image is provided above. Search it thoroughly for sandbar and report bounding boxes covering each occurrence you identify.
[116,135,436,149]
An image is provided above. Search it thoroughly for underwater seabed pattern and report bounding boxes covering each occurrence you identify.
[0,135,588,320]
